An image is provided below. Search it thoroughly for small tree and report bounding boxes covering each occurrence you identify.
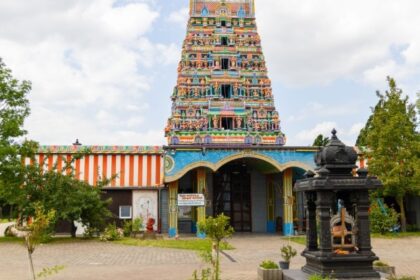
[25,204,56,280]
[313,134,330,147]
[197,214,234,280]
[370,200,400,234]
[356,77,419,231]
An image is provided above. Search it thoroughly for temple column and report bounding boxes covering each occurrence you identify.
[196,168,207,238]
[168,181,178,238]
[283,168,294,236]
[306,192,318,251]
[357,190,373,255]
[316,191,333,254]
[266,175,276,233]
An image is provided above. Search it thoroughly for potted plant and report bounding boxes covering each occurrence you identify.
[258,260,282,280]
[279,245,297,269]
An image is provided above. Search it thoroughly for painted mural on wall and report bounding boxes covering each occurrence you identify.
[132,190,158,231]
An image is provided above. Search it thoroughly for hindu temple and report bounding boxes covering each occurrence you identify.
[33,0,376,238]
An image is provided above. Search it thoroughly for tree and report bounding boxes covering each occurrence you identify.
[313,134,330,147]
[197,214,234,280]
[0,58,37,219]
[19,156,111,237]
[357,77,419,231]
[24,204,56,280]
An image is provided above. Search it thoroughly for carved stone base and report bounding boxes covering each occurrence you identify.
[283,270,384,280]
[301,251,380,279]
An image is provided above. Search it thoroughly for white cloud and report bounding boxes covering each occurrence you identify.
[167,7,189,25]
[0,0,174,145]
[349,123,364,136]
[296,121,337,144]
[257,0,420,90]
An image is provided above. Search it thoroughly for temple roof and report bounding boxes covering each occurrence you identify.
[38,145,163,154]
[190,0,254,18]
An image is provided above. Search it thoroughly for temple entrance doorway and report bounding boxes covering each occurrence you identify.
[213,162,251,232]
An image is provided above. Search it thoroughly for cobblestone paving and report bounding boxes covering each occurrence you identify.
[0,235,419,280]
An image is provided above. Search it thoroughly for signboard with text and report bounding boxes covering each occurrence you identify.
[178,194,205,206]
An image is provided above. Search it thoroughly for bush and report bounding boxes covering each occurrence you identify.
[122,220,133,237]
[132,217,143,232]
[370,200,400,234]
[308,275,331,280]
[280,244,297,262]
[373,260,389,267]
[100,223,122,241]
[83,226,100,239]
[259,260,279,269]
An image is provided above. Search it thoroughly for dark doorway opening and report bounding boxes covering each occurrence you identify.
[221,58,229,70]
[214,163,251,232]
[221,37,228,46]
[221,20,226,27]
[221,117,233,130]
[221,84,231,98]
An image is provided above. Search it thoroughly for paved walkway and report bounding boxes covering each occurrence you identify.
[0,234,419,279]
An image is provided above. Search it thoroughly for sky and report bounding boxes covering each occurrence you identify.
[0,0,419,147]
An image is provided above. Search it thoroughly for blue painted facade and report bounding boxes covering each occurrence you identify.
[164,147,318,236]
[165,148,317,182]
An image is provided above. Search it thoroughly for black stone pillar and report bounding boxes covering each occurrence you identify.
[357,190,373,254]
[306,193,318,251]
[317,191,333,254]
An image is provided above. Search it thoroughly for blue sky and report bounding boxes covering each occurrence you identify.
[0,0,419,146]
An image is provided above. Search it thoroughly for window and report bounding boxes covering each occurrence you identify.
[221,84,232,98]
[221,37,228,46]
[221,117,233,130]
[119,206,132,219]
[221,20,226,27]
[221,58,229,70]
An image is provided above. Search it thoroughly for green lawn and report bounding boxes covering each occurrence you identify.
[285,232,420,245]
[115,238,234,252]
[371,231,420,239]
[0,218,15,223]
[282,236,306,245]
[0,237,24,244]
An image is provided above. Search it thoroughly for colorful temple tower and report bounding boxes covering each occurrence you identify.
[163,0,316,238]
[165,0,286,146]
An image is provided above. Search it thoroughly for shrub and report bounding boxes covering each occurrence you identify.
[122,220,133,237]
[370,200,400,234]
[83,226,100,239]
[132,217,143,232]
[280,244,297,262]
[308,275,331,280]
[259,260,279,269]
[373,260,389,267]
[100,223,122,241]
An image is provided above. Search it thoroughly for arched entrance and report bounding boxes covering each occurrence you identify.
[165,154,313,237]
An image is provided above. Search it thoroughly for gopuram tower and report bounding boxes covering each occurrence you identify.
[165,0,286,146]
[163,0,316,239]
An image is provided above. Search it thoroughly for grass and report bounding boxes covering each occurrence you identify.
[0,218,15,223]
[0,236,24,244]
[115,238,234,252]
[371,231,420,239]
[284,232,420,245]
[282,236,306,245]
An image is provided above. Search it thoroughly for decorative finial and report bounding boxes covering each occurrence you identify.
[73,139,82,146]
[331,128,337,139]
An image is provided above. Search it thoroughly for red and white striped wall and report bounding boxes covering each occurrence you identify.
[27,146,164,188]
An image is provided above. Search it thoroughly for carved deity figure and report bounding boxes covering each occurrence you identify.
[212,115,219,129]
[236,116,242,129]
